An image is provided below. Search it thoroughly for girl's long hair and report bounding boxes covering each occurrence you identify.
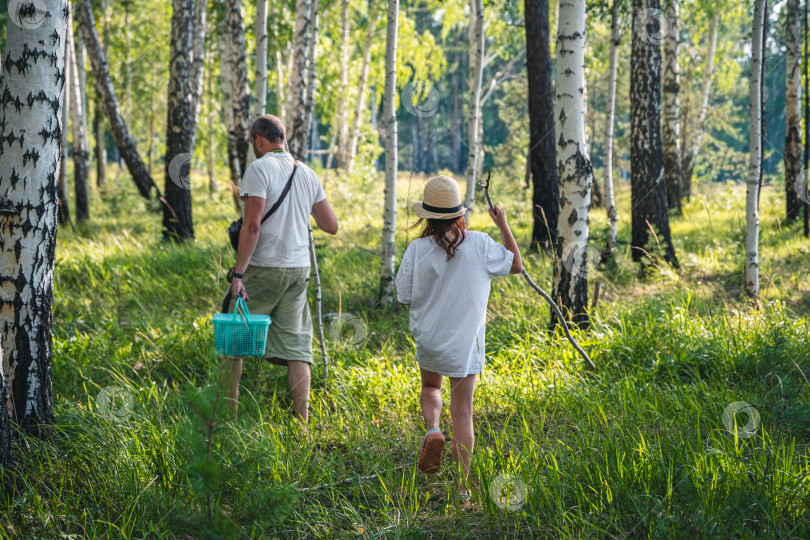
[407,215,467,260]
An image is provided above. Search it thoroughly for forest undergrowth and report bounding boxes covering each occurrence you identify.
[1,168,809,539]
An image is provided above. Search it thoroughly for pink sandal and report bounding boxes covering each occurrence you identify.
[418,428,445,474]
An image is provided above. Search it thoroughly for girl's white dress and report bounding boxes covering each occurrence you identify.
[395,231,513,377]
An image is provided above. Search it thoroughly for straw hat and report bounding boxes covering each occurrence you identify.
[414,175,467,220]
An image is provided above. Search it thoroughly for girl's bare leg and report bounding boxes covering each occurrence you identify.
[449,374,477,496]
[420,369,443,430]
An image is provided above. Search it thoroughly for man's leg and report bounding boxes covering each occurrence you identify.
[287,360,311,423]
[449,374,477,495]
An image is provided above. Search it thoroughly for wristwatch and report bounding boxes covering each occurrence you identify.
[233,272,244,280]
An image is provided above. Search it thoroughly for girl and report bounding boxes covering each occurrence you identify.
[395,175,522,498]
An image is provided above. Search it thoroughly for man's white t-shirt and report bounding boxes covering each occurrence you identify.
[395,231,513,377]
[240,152,326,268]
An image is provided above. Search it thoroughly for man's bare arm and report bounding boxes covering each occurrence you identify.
[311,199,338,235]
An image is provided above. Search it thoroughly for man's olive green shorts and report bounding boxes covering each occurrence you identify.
[231,265,312,364]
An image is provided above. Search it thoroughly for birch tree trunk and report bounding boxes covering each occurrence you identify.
[163,0,196,241]
[379,0,399,305]
[76,28,90,154]
[680,14,718,199]
[662,0,682,213]
[254,0,268,117]
[0,0,69,432]
[463,0,485,223]
[76,0,160,200]
[603,0,619,256]
[69,11,90,222]
[746,0,766,298]
[630,0,679,268]
[785,0,802,221]
[226,0,251,172]
[524,0,558,250]
[95,0,109,189]
[303,0,321,159]
[219,23,242,210]
[0,343,10,467]
[188,0,208,149]
[276,50,286,125]
[58,31,71,226]
[335,0,352,169]
[346,0,380,172]
[287,0,313,160]
[550,0,593,330]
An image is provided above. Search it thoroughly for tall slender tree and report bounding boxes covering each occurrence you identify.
[680,14,718,199]
[226,0,251,172]
[346,0,381,172]
[379,0,399,305]
[254,0,268,117]
[0,0,70,433]
[524,0,559,250]
[218,9,242,210]
[76,0,160,200]
[662,0,682,213]
[163,0,196,240]
[303,0,321,158]
[463,0,485,223]
[189,0,209,148]
[550,0,594,330]
[288,0,313,159]
[785,0,802,221]
[335,0,352,169]
[603,0,621,256]
[630,0,678,268]
[746,0,766,299]
[68,9,90,222]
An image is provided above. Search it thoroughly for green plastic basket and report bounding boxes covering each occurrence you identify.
[212,296,271,356]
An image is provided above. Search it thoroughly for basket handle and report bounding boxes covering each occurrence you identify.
[234,295,251,321]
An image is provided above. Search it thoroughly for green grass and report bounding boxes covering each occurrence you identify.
[1,167,809,538]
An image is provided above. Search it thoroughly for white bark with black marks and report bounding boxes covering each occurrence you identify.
[662,0,682,213]
[226,0,251,172]
[188,0,208,150]
[218,16,242,210]
[551,0,593,330]
[379,0,399,305]
[463,0,484,223]
[254,0,268,117]
[630,0,678,269]
[163,0,196,240]
[0,341,11,467]
[287,0,312,160]
[68,10,90,221]
[746,0,766,298]
[785,0,802,220]
[303,0,320,159]
[0,0,70,432]
[603,0,619,255]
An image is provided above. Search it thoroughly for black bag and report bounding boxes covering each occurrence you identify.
[228,161,298,251]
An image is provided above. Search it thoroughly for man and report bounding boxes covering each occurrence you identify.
[225,114,338,423]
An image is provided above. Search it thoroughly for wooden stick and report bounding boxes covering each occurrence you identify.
[480,172,596,370]
[309,226,329,390]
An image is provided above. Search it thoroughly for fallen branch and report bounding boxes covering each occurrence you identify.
[480,171,596,370]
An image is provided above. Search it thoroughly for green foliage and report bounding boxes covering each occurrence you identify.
[2,165,810,537]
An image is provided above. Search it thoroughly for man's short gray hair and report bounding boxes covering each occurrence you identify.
[250,114,286,143]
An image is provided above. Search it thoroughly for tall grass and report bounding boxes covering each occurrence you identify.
[0,170,808,538]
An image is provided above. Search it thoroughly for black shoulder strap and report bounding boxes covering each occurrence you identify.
[260,160,299,225]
